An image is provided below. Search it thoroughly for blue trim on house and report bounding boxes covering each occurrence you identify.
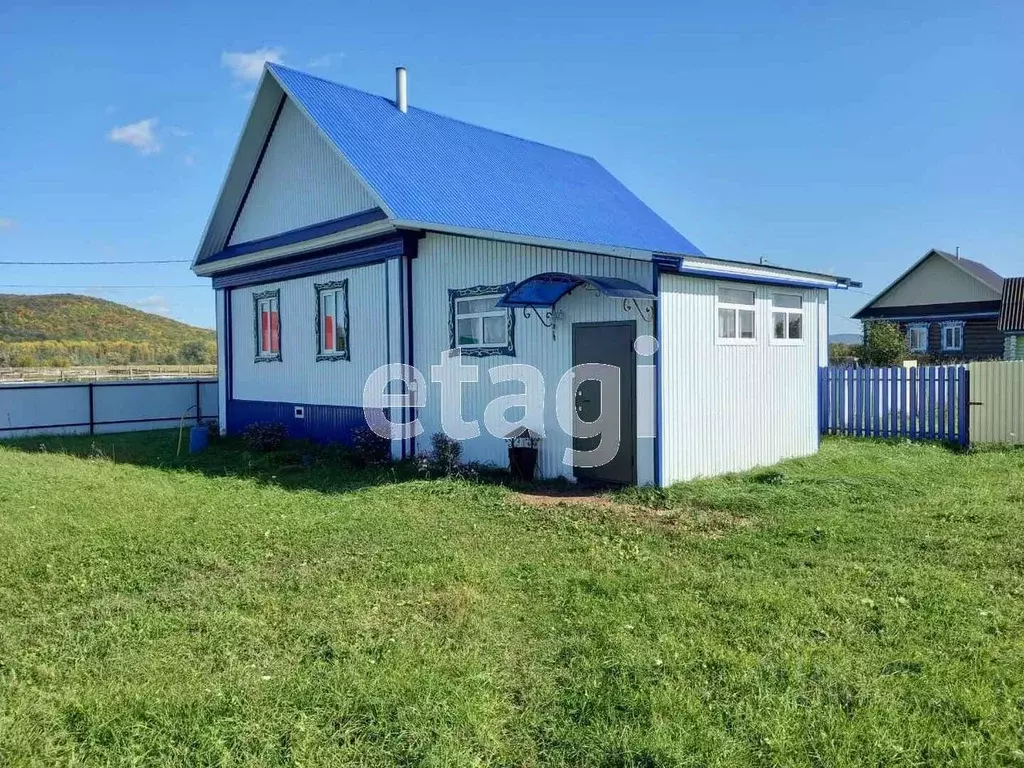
[227,399,366,444]
[211,235,405,289]
[313,280,351,361]
[448,283,517,357]
[652,262,662,488]
[252,289,282,362]
[203,207,389,266]
[652,254,683,271]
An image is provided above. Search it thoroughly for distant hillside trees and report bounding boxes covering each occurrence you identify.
[0,293,216,368]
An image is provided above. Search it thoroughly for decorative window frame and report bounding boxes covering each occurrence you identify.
[448,283,516,357]
[715,283,758,346]
[907,322,929,353]
[253,289,282,363]
[314,279,351,362]
[769,291,805,346]
[939,320,964,352]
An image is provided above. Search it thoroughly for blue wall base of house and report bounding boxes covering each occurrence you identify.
[227,399,367,444]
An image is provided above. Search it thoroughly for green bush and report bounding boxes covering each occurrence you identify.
[349,426,391,467]
[862,321,907,366]
[241,422,288,452]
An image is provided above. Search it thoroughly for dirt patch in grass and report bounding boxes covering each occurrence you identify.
[508,488,620,509]
[507,489,750,537]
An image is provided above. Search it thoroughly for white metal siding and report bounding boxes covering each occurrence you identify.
[412,233,656,484]
[659,276,826,484]
[229,262,390,406]
[196,77,286,261]
[228,99,378,245]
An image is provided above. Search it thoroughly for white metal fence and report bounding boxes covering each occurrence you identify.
[0,378,218,439]
[969,361,1024,445]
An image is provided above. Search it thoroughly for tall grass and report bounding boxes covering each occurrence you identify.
[1,433,1022,765]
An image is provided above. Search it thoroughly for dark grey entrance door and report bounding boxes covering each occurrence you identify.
[571,322,636,485]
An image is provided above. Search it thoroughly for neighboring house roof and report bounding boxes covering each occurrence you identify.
[265,64,701,257]
[998,277,1024,332]
[854,248,1004,319]
[940,251,1004,293]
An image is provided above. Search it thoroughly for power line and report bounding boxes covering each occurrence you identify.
[0,259,192,265]
[0,284,208,289]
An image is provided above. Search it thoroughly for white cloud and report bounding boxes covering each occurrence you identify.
[0,217,15,230]
[108,118,161,155]
[308,52,344,68]
[167,126,191,138]
[221,47,284,81]
[133,295,171,316]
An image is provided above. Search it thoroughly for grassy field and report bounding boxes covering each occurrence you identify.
[1,433,1022,766]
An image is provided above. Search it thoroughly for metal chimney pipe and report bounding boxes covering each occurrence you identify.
[396,67,407,113]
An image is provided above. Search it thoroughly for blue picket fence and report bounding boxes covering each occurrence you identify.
[818,365,970,446]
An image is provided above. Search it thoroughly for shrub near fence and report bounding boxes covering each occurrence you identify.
[819,365,969,446]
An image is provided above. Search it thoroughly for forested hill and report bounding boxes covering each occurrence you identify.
[0,294,215,367]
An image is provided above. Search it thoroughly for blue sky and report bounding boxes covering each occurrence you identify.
[1,0,1021,333]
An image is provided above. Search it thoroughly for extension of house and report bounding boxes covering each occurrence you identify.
[855,248,1024,362]
[191,64,859,486]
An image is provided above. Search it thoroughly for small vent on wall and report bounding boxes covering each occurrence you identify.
[294,406,305,419]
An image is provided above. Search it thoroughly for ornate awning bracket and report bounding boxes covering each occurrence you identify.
[522,306,564,340]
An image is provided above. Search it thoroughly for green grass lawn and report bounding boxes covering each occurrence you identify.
[1,432,1023,766]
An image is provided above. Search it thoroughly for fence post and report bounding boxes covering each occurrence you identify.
[196,380,202,423]
[88,382,95,435]
[962,367,971,447]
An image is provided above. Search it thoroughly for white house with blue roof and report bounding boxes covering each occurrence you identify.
[192,64,859,486]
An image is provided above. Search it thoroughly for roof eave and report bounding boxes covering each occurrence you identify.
[391,219,691,262]
[672,254,859,289]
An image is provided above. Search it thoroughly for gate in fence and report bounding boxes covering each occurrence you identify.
[968,360,1024,445]
[818,365,970,446]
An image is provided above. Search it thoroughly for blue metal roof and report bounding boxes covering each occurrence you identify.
[267,64,702,256]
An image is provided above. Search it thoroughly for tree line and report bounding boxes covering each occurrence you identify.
[0,339,217,368]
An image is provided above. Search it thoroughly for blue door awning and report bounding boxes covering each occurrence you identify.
[497,272,655,308]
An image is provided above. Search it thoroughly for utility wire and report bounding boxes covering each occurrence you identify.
[0,259,192,265]
[0,284,207,289]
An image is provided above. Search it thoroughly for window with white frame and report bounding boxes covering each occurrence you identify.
[315,280,350,361]
[449,285,515,356]
[254,290,281,361]
[771,293,804,341]
[907,323,929,353]
[940,321,964,352]
[716,285,756,341]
